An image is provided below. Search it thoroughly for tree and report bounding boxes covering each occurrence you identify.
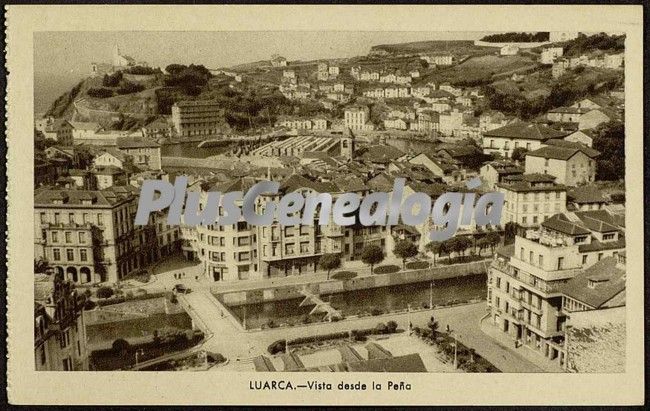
[510,147,528,163]
[504,222,520,245]
[319,253,342,280]
[475,237,491,256]
[454,237,474,261]
[393,240,419,269]
[386,320,398,333]
[361,245,384,274]
[593,121,624,181]
[112,338,130,353]
[425,241,442,266]
[427,315,439,339]
[486,232,502,254]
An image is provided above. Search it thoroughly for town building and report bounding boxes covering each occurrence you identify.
[171,100,225,139]
[497,173,567,227]
[34,185,170,283]
[525,141,599,186]
[487,208,625,368]
[567,186,609,211]
[480,160,525,190]
[271,54,288,67]
[540,47,564,64]
[482,121,570,158]
[116,137,162,170]
[34,271,88,370]
[344,105,374,131]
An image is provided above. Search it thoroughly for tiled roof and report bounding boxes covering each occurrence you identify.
[34,186,137,208]
[526,145,593,161]
[357,145,405,164]
[483,121,570,140]
[560,256,625,308]
[568,186,608,204]
[346,353,427,372]
[279,174,340,194]
[541,214,591,236]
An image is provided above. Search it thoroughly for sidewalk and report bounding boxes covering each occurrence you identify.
[479,316,565,373]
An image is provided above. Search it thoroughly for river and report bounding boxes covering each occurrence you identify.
[227,273,487,329]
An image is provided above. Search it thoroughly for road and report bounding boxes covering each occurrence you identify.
[177,288,544,373]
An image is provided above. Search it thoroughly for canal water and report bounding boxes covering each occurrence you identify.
[161,142,235,158]
[227,273,487,330]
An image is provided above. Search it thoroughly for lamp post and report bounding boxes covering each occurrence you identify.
[429,281,434,309]
[407,304,412,335]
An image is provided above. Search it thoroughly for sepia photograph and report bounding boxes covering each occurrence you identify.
[6,4,645,406]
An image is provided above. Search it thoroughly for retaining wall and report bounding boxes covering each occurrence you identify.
[216,259,489,307]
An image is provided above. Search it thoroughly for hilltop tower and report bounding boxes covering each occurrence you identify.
[341,128,356,161]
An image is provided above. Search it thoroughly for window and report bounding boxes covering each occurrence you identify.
[78,232,86,244]
[69,213,75,224]
[598,253,603,261]
[522,216,527,224]
[51,231,59,243]
[65,232,72,243]
[574,236,587,244]
[79,249,87,262]
[53,248,61,261]
[582,255,588,264]
[538,255,544,267]
[557,257,564,270]
[529,251,533,263]
[533,216,538,224]
[97,214,104,226]
[603,233,615,241]
[60,329,70,348]
[40,213,47,224]
[66,249,74,261]
[54,213,60,224]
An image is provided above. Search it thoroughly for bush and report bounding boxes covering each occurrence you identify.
[96,286,114,299]
[370,308,383,316]
[83,299,96,310]
[117,81,146,95]
[124,65,160,75]
[87,87,114,98]
[207,352,226,364]
[267,340,286,355]
[331,271,357,281]
[112,338,130,353]
[288,331,350,346]
[375,322,388,334]
[386,320,398,333]
[405,261,429,270]
[102,71,123,87]
[373,265,400,275]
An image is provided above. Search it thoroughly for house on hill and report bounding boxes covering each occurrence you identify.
[482,121,571,158]
[525,140,599,186]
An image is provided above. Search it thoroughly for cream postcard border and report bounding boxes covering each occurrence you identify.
[6,5,644,406]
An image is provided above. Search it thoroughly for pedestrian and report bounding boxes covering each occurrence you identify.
[446,324,450,333]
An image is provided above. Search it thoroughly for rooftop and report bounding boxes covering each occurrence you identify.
[561,256,625,308]
[483,121,570,140]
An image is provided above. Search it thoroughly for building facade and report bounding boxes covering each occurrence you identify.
[171,100,225,139]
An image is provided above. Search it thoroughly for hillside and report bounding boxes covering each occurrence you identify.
[369,40,485,55]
